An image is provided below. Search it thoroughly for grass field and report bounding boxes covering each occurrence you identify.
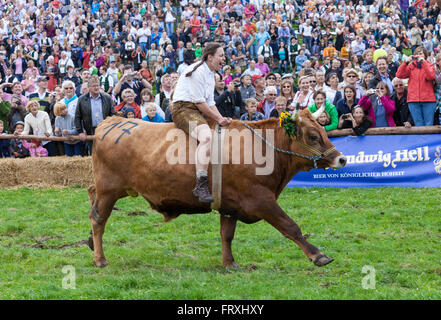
[0,186,440,300]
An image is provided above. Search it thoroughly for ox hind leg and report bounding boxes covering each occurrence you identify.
[88,185,126,268]
[220,215,239,268]
[260,201,333,267]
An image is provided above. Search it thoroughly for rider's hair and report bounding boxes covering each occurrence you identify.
[185,42,223,77]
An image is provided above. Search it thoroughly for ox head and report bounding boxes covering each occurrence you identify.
[290,105,347,170]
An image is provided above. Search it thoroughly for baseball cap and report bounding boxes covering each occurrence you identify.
[252,74,264,85]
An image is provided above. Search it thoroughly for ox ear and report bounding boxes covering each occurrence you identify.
[312,104,325,120]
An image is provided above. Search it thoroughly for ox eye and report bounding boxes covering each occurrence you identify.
[310,135,318,142]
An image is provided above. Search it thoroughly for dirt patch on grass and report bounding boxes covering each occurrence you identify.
[0,157,93,188]
[26,235,89,250]
[127,211,148,216]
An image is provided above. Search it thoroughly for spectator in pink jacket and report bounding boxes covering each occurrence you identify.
[22,139,48,157]
[358,81,396,128]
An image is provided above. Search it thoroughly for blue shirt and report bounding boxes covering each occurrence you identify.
[374,97,388,127]
[90,94,104,127]
[142,113,165,123]
[380,74,394,94]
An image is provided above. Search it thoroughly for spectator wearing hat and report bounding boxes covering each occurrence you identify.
[252,74,266,103]
[123,106,136,119]
[265,72,276,87]
[28,76,51,111]
[10,121,29,158]
[340,68,365,99]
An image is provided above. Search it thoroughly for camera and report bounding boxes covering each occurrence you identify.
[234,82,241,88]
[342,115,348,120]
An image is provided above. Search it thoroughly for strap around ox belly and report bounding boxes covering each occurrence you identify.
[211,124,225,211]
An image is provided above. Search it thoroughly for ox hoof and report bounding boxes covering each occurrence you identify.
[94,259,108,268]
[224,261,240,269]
[312,254,334,267]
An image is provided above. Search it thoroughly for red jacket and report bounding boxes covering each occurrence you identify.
[395,60,436,103]
[359,95,396,128]
[115,102,142,119]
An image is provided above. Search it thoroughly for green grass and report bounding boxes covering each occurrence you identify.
[0,187,440,299]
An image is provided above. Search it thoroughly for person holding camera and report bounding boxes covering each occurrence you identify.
[396,46,437,126]
[6,95,27,131]
[338,105,372,136]
[113,65,152,105]
[358,81,396,128]
[214,73,244,119]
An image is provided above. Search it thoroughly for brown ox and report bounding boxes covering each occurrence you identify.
[88,108,346,268]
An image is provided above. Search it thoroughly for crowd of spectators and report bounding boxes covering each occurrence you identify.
[1,0,441,158]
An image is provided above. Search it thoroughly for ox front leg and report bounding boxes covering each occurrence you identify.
[89,193,118,268]
[263,201,333,267]
[220,215,239,268]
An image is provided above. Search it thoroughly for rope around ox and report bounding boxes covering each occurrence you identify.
[238,120,336,169]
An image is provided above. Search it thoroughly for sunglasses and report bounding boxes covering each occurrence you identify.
[267,77,276,80]
[347,75,357,78]
[393,84,404,87]
[310,80,317,83]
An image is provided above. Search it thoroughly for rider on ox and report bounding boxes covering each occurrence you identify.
[171,42,231,203]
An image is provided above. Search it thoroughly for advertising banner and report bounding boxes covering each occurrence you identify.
[287,135,441,188]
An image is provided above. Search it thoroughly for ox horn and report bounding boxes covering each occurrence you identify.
[291,104,301,122]
[312,104,326,120]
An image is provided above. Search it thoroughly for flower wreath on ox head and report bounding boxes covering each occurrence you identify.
[279,111,298,138]
[279,104,327,139]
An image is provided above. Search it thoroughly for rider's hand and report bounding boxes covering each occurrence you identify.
[217,116,231,126]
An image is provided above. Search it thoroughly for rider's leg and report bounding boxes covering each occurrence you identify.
[190,124,214,203]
